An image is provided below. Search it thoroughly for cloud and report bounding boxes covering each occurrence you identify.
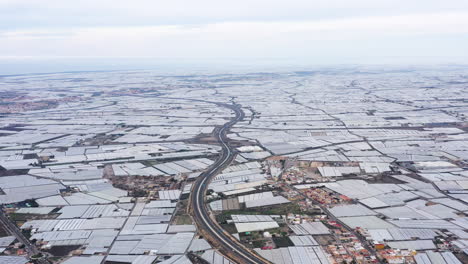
[0,1,467,66]
[4,11,468,38]
[1,0,468,30]
[1,12,467,58]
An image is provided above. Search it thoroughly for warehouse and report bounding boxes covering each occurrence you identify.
[255,246,330,264]
[328,204,377,217]
[386,240,436,251]
[339,216,394,229]
[289,222,330,235]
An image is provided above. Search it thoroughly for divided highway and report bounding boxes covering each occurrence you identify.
[190,102,269,264]
[0,209,49,264]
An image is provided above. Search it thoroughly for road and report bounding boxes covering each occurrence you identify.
[190,102,270,264]
[0,209,49,263]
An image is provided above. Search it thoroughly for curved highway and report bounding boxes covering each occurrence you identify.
[190,102,269,264]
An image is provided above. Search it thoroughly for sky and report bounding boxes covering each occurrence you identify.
[1,0,468,74]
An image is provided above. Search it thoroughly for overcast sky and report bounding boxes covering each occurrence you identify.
[1,0,468,73]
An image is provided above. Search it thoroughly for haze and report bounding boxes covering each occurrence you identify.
[1,0,468,73]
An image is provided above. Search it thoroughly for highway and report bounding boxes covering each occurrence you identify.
[0,209,49,264]
[190,102,270,264]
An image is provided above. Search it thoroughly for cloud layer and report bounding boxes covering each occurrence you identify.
[1,1,467,65]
